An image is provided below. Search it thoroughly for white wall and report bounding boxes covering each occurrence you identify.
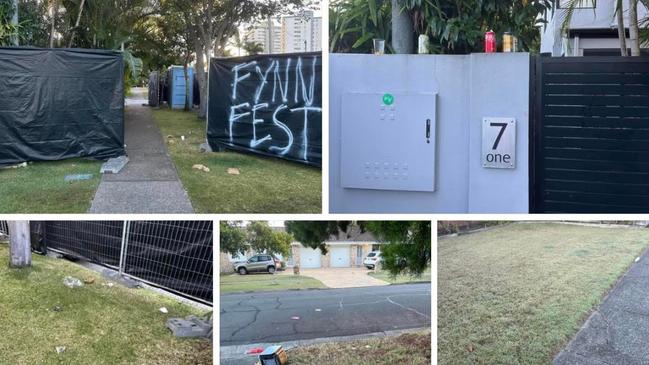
[329,53,530,213]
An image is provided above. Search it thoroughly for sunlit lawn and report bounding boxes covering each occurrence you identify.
[438,223,649,364]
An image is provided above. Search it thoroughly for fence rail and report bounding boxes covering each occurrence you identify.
[38,220,213,305]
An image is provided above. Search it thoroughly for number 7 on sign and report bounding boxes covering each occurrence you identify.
[490,123,508,150]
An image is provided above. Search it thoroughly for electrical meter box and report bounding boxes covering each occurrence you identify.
[341,92,437,192]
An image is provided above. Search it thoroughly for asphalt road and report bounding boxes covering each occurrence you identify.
[220,283,431,346]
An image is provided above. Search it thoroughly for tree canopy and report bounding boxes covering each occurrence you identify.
[330,0,553,54]
[286,221,431,276]
[219,221,292,258]
[0,0,306,95]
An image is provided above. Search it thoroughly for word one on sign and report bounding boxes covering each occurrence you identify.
[482,117,516,169]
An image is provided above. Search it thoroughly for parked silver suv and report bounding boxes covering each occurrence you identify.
[234,254,278,275]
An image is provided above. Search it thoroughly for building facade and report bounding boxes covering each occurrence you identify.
[541,0,649,56]
[244,19,282,54]
[281,10,323,53]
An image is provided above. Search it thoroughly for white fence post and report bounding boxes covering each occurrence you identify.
[118,221,130,275]
[8,221,31,267]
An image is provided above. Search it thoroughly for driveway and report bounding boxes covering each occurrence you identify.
[283,267,389,288]
[220,283,431,347]
[554,248,649,364]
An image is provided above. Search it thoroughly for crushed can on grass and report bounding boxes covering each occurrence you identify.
[259,345,288,365]
[485,30,496,53]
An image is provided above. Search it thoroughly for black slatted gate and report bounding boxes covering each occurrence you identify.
[531,56,649,213]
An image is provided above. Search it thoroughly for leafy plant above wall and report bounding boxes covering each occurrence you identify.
[330,0,553,54]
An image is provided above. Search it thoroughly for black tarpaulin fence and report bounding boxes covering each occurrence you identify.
[33,221,213,305]
[0,47,125,167]
[207,52,322,167]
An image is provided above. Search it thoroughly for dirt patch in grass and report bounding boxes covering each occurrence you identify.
[0,244,212,364]
[438,222,649,365]
[151,109,321,213]
[288,331,431,365]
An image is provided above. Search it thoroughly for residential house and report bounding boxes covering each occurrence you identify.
[290,226,381,269]
[540,0,649,56]
[220,225,382,272]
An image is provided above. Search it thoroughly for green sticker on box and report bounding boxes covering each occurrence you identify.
[382,93,394,105]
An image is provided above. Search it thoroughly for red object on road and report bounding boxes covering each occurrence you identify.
[246,347,265,354]
[485,30,496,53]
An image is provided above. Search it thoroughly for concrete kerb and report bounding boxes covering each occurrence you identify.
[219,327,431,361]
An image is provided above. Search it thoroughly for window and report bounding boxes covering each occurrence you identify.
[249,256,259,262]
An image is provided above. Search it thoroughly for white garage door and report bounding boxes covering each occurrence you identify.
[300,247,321,268]
[330,245,351,267]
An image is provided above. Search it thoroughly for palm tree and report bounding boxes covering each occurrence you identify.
[560,0,646,56]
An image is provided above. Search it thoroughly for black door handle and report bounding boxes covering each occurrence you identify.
[426,119,431,143]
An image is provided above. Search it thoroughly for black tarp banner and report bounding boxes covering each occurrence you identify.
[207,52,322,167]
[37,221,213,304]
[0,47,125,167]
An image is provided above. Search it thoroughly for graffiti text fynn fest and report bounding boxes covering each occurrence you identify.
[228,56,322,161]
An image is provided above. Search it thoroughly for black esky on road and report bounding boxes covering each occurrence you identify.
[220,283,431,346]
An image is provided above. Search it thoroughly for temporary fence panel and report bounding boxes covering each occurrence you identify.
[43,221,124,268]
[207,52,322,167]
[531,56,649,213]
[37,221,213,305]
[0,47,125,167]
[168,66,194,109]
[122,221,213,304]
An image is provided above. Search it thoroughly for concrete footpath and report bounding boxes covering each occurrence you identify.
[554,248,649,365]
[89,91,193,213]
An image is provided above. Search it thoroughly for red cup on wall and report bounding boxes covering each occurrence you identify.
[485,30,496,53]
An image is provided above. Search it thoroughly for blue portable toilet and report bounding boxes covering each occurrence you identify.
[167,66,194,109]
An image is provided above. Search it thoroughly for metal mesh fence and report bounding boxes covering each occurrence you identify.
[43,221,124,268]
[123,221,213,304]
[0,220,8,236]
[38,220,213,305]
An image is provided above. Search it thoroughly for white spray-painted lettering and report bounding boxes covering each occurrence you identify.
[268,104,293,155]
[227,56,319,161]
[290,106,322,160]
[228,103,250,142]
[250,103,272,148]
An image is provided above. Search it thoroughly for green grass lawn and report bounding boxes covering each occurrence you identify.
[369,268,431,284]
[438,223,649,365]
[0,159,101,213]
[220,273,326,294]
[289,331,431,365]
[0,244,212,365]
[152,109,321,213]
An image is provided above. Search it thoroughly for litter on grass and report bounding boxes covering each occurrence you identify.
[192,164,210,172]
[159,307,168,314]
[64,174,93,182]
[63,277,83,288]
[55,346,66,354]
[227,167,240,175]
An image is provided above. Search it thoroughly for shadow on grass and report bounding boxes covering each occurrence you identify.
[6,265,42,280]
